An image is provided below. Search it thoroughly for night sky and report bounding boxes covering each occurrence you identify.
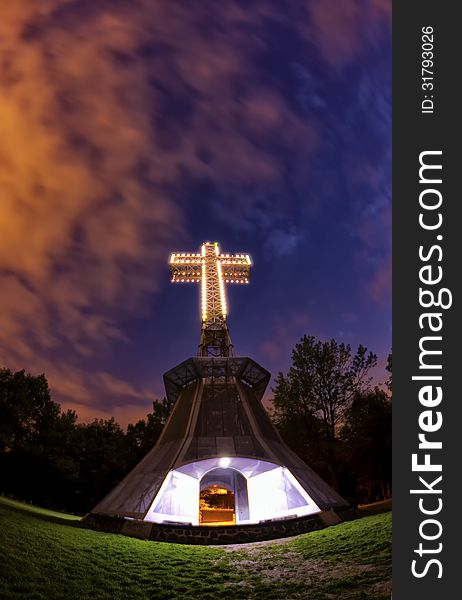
[1,1,391,426]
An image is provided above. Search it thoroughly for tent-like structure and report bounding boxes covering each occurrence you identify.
[86,242,347,529]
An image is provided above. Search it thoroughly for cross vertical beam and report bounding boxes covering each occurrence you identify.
[169,242,251,357]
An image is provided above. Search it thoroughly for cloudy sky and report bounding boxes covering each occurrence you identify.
[0,0,391,426]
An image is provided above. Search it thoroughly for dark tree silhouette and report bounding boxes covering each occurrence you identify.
[0,367,174,513]
[271,336,378,496]
[340,388,392,501]
[386,352,392,393]
[273,336,377,441]
[0,368,61,452]
[126,397,174,464]
[0,368,78,507]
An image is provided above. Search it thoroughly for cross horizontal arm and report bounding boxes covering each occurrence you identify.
[170,253,201,283]
[219,254,251,265]
[170,253,201,264]
[220,254,251,283]
[221,265,250,283]
[170,264,201,283]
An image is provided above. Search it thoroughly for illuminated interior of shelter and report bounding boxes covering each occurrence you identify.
[144,458,322,526]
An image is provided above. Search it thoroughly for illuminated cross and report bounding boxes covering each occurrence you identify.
[169,242,252,356]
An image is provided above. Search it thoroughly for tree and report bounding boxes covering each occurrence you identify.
[70,417,129,512]
[273,336,377,442]
[126,396,174,464]
[271,336,377,493]
[385,352,392,393]
[0,368,80,508]
[0,367,179,513]
[0,368,60,453]
[270,372,328,477]
[340,388,392,501]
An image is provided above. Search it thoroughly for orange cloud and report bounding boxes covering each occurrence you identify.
[1,4,184,370]
[17,359,163,427]
[60,401,152,428]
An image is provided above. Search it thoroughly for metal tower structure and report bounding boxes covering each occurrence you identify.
[169,242,251,357]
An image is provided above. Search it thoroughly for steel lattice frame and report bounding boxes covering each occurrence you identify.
[170,242,251,357]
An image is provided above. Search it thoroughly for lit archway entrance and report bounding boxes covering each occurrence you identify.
[199,468,249,525]
[200,485,235,525]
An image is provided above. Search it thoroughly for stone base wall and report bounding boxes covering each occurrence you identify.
[82,508,351,545]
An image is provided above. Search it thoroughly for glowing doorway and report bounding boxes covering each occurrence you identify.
[199,485,235,525]
[198,467,249,525]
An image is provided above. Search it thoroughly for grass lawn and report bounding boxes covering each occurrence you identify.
[0,497,391,599]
